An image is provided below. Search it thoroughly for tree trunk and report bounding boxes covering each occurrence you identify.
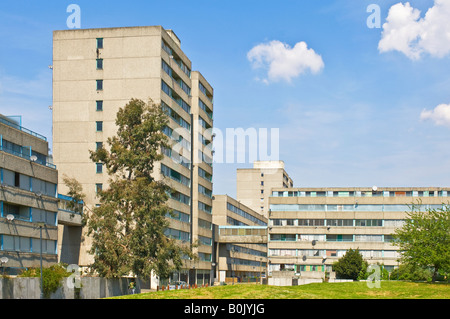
[432,267,438,282]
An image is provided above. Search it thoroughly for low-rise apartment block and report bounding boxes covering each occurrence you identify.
[0,115,58,274]
[213,195,267,283]
[268,187,450,276]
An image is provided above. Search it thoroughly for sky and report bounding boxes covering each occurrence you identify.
[1,0,449,198]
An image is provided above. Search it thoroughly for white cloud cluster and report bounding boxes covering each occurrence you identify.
[420,103,450,127]
[247,40,324,83]
[378,0,450,60]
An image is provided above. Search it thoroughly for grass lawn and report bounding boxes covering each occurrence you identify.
[111,281,450,299]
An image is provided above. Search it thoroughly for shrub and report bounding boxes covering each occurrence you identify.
[390,263,434,282]
[332,249,368,280]
[20,263,71,298]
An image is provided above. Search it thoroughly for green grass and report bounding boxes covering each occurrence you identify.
[111,281,450,299]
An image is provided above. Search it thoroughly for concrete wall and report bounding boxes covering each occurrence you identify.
[268,271,324,286]
[0,276,134,299]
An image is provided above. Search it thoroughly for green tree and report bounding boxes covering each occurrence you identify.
[62,174,85,215]
[86,98,194,279]
[332,248,368,280]
[393,201,450,282]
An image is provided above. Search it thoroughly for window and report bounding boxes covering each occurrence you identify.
[198,218,211,229]
[14,172,20,187]
[96,163,103,174]
[170,191,190,205]
[96,38,103,49]
[326,234,353,242]
[96,142,103,150]
[96,59,103,70]
[95,183,103,194]
[96,80,103,91]
[96,121,103,132]
[198,201,212,213]
[199,235,212,246]
[198,184,212,198]
[261,181,264,186]
[355,235,383,242]
[3,203,30,221]
[198,167,212,181]
[270,234,296,241]
[1,235,31,252]
[326,219,353,227]
[261,190,264,194]
[96,100,103,111]
[166,210,190,223]
[298,219,325,226]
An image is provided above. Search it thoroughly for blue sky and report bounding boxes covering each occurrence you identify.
[1,0,449,198]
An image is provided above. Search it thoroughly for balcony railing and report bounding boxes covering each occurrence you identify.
[0,116,47,141]
[0,141,56,169]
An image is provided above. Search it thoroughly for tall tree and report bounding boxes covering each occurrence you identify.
[87,98,193,279]
[393,201,450,282]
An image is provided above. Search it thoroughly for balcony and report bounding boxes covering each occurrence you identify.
[0,116,47,141]
[218,226,267,244]
[0,135,56,169]
[57,194,83,226]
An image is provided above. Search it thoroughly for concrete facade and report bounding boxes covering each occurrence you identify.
[52,26,214,286]
[237,161,293,218]
[0,115,59,273]
[268,187,450,275]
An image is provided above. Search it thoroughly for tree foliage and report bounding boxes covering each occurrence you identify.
[86,98,194,279]
[332,248,368,280]
[393,201,450,281]
[62,174,86,215]
[20,263,71,299]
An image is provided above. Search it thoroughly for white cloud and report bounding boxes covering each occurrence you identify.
[247,40,324,83]
[378,0,450,60]
[420,103,450,127]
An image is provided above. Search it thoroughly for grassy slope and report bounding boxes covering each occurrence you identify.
[112,281,450,299]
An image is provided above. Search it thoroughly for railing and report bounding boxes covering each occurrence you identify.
[0,117,47,141]
[219,226,267,237]
[0,144,56,169]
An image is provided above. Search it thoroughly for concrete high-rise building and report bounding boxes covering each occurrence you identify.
[237,161,293,218]
[52,26,214,287]
[268,187,450,278]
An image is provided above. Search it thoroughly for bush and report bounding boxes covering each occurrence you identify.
[332,249,368,280]
[20,263,71,298]
[390,263,435,282]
